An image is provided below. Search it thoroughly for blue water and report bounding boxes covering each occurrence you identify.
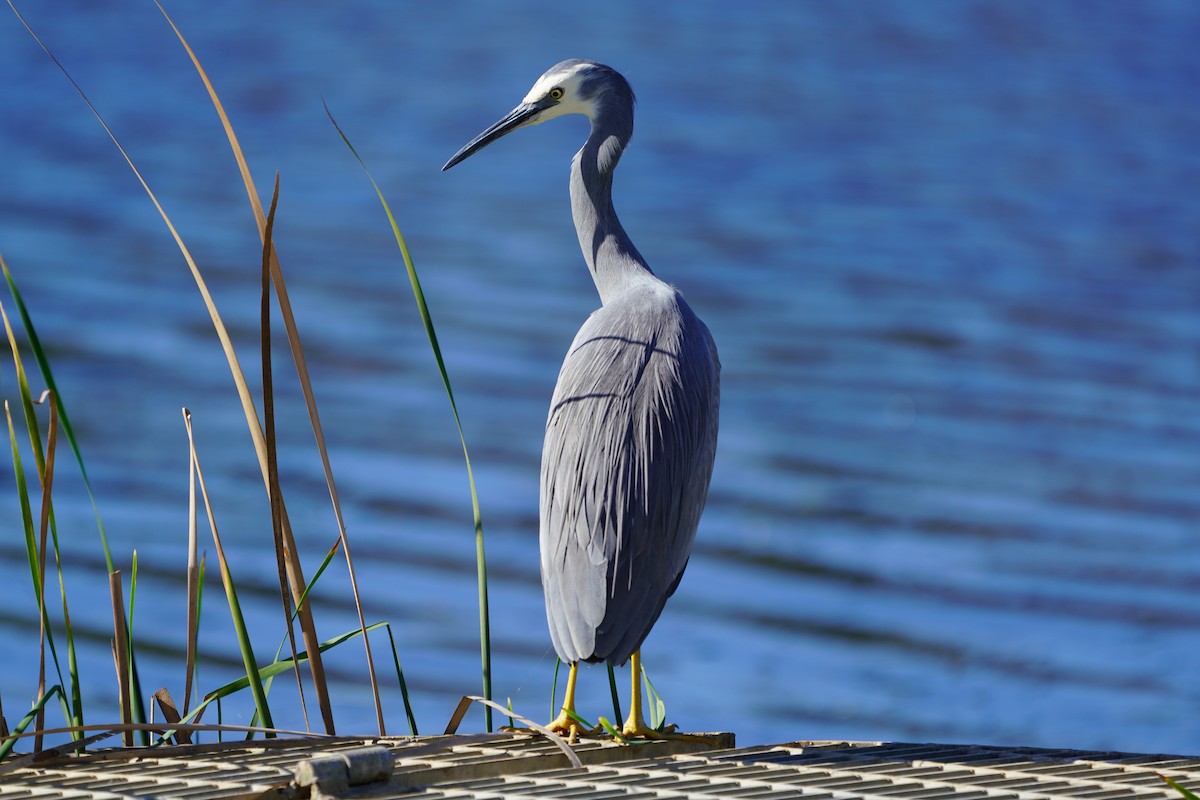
[1,1,1197,753]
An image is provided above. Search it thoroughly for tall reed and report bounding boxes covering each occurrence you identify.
[326,108,495,731]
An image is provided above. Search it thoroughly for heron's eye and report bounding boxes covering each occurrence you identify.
[549,87,565,100]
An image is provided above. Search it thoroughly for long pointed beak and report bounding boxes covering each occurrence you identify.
[442,101,547,171]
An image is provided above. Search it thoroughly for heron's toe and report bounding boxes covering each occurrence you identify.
[620,720,727,746]
[620,719,675,739]
[545,710,598,743]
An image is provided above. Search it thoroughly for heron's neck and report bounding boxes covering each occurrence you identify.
[570,124,656,306]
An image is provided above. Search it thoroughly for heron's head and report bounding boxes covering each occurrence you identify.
[442,59,634,171]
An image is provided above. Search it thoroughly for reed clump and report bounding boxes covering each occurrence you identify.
[0,1,494,758]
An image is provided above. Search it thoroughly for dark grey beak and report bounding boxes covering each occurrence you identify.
[442,101,548,171]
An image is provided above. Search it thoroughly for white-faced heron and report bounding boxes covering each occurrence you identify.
[443,59,720,739]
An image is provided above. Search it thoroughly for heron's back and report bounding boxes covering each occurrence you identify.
[539,281,720,665]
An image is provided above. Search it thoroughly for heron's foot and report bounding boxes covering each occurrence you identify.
[625,726,725,745]
[545,709,599,743]
[620,718,676,739]
[619,718,725,745]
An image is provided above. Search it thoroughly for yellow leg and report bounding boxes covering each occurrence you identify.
[621,651,677,738]
[621,651,726,744]
[545,662,592,742]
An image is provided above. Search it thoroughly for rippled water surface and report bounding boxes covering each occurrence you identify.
[1,2,1197,752]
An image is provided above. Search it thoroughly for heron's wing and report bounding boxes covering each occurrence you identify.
[540,286,719,663]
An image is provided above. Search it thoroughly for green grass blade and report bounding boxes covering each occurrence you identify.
[1,255,114,575]
[596,716,634,745]
[160,621,392,744]
[262,538,340,678]
[0,685,64,762]
[126,552,148,746]
[607,665,622,725]
[223,623,391,695]
[31,388,61,753]
[565,707,595,731]
[382,624,417,735]
[1162,775,1200,800]
[58,580,82,740]
[551,659,561,720]
[184,409,274,737]
[2,257,111,741]
[0,317,77,736]
[326,106,493,730]
[0,304,87,740]
[250,539,344,734]
[252,537,417,737]
[3,399,64,691]
[640,660,667,732]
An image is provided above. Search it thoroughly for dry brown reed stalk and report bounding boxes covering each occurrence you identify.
[444,696,581,768]
[182,420,200,739]
[152,689,188,746]
[0,721,334,773]
[108,573,132,747]
[259,174,311,728]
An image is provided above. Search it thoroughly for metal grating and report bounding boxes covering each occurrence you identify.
[0,735,1197,799]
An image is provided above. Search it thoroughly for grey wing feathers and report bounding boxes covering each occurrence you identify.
[540,286,720,665]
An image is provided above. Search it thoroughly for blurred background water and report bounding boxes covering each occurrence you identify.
[0,0,1197,753]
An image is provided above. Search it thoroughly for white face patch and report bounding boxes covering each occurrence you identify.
[521,63,598,124]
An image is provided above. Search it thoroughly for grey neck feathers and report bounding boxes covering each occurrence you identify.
[570,115,656,306]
